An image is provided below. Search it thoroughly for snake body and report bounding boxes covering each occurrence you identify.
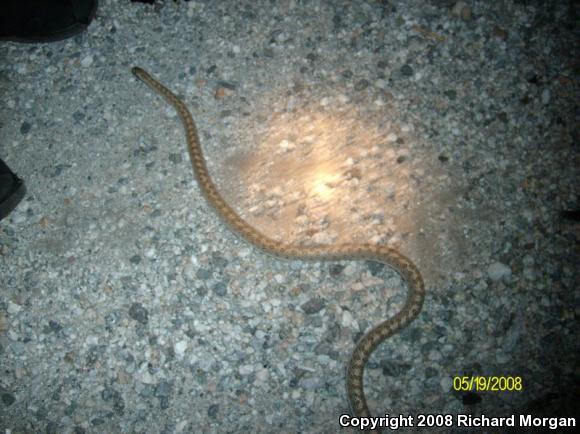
[132,66,425,433]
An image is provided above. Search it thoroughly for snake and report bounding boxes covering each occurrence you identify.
[132,66,425,433]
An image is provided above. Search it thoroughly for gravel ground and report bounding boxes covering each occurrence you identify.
[1,1,578,433]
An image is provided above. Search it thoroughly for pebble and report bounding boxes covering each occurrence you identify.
[487,262,512,281]
[301,298,326,315]
[20,121,31,134]
[400,64,414,77]
[340,310,355,328]
[80,55,93,67]
[440,376,452,392]
[239,365,254,375]
[174,340,188,358]
[451,1,472,21]
[207,403,219,418]
[375,78,388,90]
[128,303,149,324]
[7,302,22,314]
[541,88,551,105]
[255,368,270,382]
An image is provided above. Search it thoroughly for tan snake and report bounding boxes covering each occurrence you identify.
[132,66,425,433]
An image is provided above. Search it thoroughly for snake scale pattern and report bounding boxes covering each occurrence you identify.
[132,66,425,433]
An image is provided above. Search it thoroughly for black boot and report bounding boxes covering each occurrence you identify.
[0,159,26,221]
[0,0,98,43]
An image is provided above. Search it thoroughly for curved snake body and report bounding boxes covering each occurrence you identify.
[132,66,425,433]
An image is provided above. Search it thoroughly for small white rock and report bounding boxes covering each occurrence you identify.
[487,261,512,281]
[279,139,295,152]
[341,310,355,328]
[375,78,387,89]
[541,88,550,105]
[81,55,94,67]
[440,376,452,392]
[138,370,156,384]
[10,211,26,224]
[175,340,188,358]
[239,364,254,375]
[7,301,22,314]
[175,420,189,433]
[496,350,510,364]
[256,368,269,382]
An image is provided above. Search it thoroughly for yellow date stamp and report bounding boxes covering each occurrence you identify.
[453,376,523,392]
